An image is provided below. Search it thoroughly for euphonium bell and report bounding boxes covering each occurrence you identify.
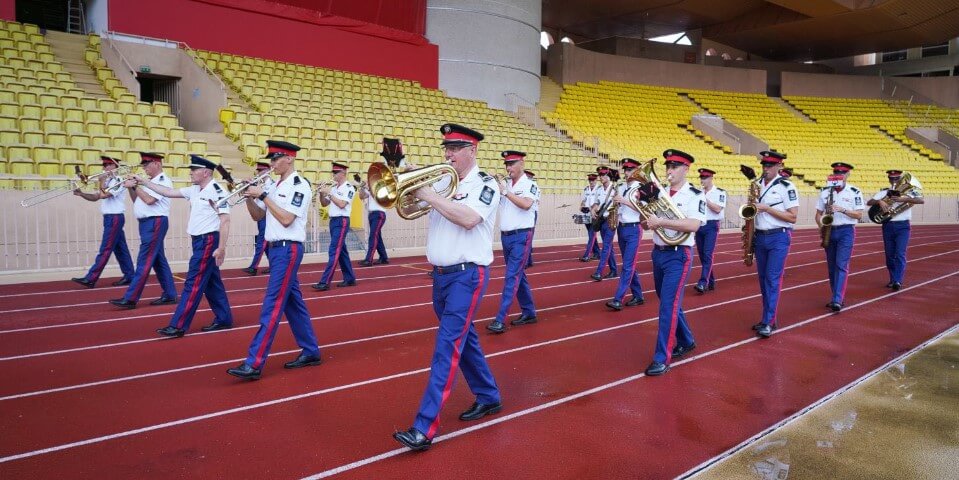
[367,162,458,220]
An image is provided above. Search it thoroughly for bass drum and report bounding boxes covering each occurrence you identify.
[572,213,592,225]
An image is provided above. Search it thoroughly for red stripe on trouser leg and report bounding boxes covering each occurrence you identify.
[664,250,692,364]
[770,230,793,326]
[370,214,384,258]
[90,216,120,280]
[176,235,215,329]
[130,218,162,300]
[252,243,298,368]
[328,218,348,278]
[426,267,486,439]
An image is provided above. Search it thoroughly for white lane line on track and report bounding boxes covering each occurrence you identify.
[0,238,951,364]
[301,269,959,479]
[1,255,955,467]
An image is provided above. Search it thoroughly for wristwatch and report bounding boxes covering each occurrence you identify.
[258,192,268,201]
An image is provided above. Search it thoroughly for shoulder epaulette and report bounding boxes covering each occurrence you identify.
[850,186,860,193]
[213,183,222,192]
[820,186,829,192]
[688,186,702,195]
[293,175,301,185]
[778,179,791,187]
[716,187,726,192]
[158,175,165,181]
[478,171,495,182]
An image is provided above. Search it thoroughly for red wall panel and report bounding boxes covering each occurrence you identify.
[272,0,426,35]
[108,0,437,88]
[0,0,14,21]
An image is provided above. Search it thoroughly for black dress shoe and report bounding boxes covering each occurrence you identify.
[359,260,373,267]
[625,296,645,306]
[112,278,132,287]
[707,283,715,291]
[149,296,177,306]
[671,343,696,358]
[579,256,590,262]
[376,259,389,265]
[200,322,232,332]
[393,427,431,451]
[693,284,706,294]
[242,267,258,276]
[336,279,357,288]
[590,273,602,281]
[284,353,322,369]
[828,302,842,312]
[604,271,618,279]
[886,281,895,289]
[891,282,902,291]
[156,326,185,338]
[459,401,503,421]
[109,298,136,310]
[751,322,764,331]
[71,277,95,288]
[756,323,776,338]
[226,363,261,380]
[645,361,669,376]
[510,313,537,325]
[312,282,330,291]
[605,300,623,311]
[590,254,600,260]
[487,321,506,334]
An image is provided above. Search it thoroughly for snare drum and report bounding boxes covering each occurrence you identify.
[572,213,591,225]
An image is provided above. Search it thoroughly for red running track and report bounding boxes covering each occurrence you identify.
[0,224,957,479]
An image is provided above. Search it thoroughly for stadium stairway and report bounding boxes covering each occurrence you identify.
[185,130,245,172]
[45,30,108,98]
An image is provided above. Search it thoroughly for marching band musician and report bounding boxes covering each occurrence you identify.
[580,173,602,262]
[693,168,726,294]
[359,140,403,267]
[134,154,234,337]
[70,156,135,289]
[227,140,321,380]
[524,169,538,268]
[242,160,275,276]
[108,152,178,309]
[487,150,539,334]
[750,151,799,338]
[815,162,864,312]
[605,158,645,310]
[590,166,618,281]
[867,170,923,291]
[393,123,502,452]
[642,150,705,376]
[312,161,358,291]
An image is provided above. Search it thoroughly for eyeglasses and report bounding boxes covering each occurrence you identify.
[442,144,471,153]
[664,163,684,169]
[760,162,777,168]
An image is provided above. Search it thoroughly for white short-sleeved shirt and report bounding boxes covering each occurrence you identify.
[594,182,615,213]
[179,180,230,236]
[100,176,126,215]
[651,182,706,247]
[426,166,500,267]
[816,184,865,226]
[326,181,355,217]
[263,171,312,242]
[252,176,276,213]
[363,184,386,213]
[134,172,172,219]
[755,177,800,230]
[617,181,642,223]
[871,188,912,222]
[499,174,539,231]
[588,184,604,207]
[580,184,597,208]
[703,186,727,221]
[529,179,539,214]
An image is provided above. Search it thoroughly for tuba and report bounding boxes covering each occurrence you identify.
[626,158,690,246]
[868,172,922,224]
[367,162,458,220]
[738,165,762,266]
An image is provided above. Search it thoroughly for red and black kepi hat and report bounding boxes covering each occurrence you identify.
[264,140,300,160]
[138,152,164,164]
[831,162,854,173]
[759,150,786,164]
[697,168,716,177]
[100,155,121,166]
[596,165,610,175]
[587,173,598,180]
[188,154,217,170]
[621,157,640,169]
[502,150,526,163]
[440,123,484,146]
[886,169,903,178]
[331,161,348,173]
[663,149,694,166]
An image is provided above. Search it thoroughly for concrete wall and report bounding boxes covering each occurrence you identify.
[548,43,766,94]
[426,0,541,110]
[86,0,109,34]
[579,37,700,64]
[693,115,769,155]
[892,77,959,108]
[781,71,884,98]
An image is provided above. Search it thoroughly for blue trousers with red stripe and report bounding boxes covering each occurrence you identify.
[364,211,388,263]
[583,224,601,258]
[613,224,644,302]
[593,222,618,276]
[319,217,355,284]
[694,220,720,288]
[825,224,855,305]
[168,232,232,331]
[122,216,176,302]
[526,211,537,267]
[244,242,319,369]
[495,230,536,322]
[882,220,910,284]
[247,218,268,269]
[413,265,500,439]
[651,246,694,364]
[755,229,791,326]
[84,213,134,283]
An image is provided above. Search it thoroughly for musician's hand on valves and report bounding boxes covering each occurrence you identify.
[318,184,332,196]
[131,174,147,186]
[645,215,665,230]
[413,184,440,203]
[244,185,264,199]
[755,202,770,213]
[497,177,509,193]
[878,200,891,212]
[122,177,137,189]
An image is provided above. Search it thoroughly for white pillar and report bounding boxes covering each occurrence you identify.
[426,0,541,110]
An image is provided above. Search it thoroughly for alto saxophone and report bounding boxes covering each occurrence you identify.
[738,165,761,266]
[820,188,835,248]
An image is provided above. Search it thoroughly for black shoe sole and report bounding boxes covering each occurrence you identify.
[460,405,502,421]
[645,366,670,376]
[393,433,431,451]
[226,369,261,380]
[284,359,322,369]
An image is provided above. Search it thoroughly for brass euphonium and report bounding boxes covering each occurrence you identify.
[868,172,922,224]
[626,158,690,246]
[367,162,458,220]
[739,164,762,266]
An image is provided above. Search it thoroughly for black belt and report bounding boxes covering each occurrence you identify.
[268,240,302,248]
[706,219,720,224]
[137,216,164,222]
[191,232,217,240]
[433,262,477,274]
[653,245,688,251]
[329,216,349,219]
[832,224,854,229]
[755,228,788,235]
[618,222,640,227]
[501,228,532,236]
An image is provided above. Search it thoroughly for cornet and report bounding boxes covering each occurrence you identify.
[215,167,275,208]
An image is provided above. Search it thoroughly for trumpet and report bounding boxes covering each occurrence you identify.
[367,162,458,220]
[215,167,275,208]
[102,166,138,196]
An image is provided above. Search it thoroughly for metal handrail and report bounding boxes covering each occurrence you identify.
[103,30,227,92]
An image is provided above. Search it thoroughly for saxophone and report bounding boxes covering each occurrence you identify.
[738,165,761,266]
[820,187,835,248]
[607,187,620,230]
[626,159,690,246]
